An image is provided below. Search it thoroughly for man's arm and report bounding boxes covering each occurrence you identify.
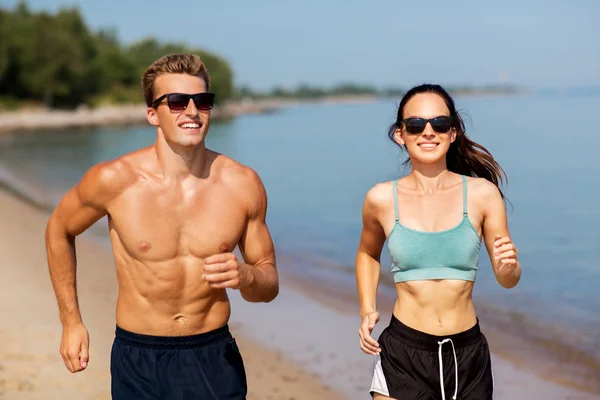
[45,161,125,325]
[45,160,128,373]
[235,169,279,303]
[480,180,521,289]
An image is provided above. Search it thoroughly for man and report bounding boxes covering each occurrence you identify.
[45,53,279,399]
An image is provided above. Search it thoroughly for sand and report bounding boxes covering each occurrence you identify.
[0,186,596,400]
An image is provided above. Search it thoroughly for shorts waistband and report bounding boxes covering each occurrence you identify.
[115,324,231,349]
[387,315,482,352]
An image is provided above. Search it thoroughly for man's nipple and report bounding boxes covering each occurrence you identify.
[137,240,151,252]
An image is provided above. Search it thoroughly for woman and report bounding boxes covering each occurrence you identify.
[355,84,521,400]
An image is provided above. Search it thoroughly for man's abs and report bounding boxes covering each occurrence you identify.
[112,253,232,336]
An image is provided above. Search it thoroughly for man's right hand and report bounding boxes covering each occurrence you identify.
[60,322,89,373]
[358,311,381,356]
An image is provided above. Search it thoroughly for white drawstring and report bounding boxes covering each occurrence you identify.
[438,338,458,400]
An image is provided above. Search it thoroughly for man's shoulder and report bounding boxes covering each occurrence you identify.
[210,152,267,217]
[85,157,135,188]
[78,149,146,202]
[213,152,265,192]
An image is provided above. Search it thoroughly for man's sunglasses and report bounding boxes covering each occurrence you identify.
[401,116,452,134]
[151,92,215,112]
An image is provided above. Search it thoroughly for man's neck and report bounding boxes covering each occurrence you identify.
[154,133,208,181]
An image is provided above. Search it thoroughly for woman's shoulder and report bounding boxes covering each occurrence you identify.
[464,176,503,201]
[363,180,395,209]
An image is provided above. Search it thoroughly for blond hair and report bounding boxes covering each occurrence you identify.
[141,53,211,107]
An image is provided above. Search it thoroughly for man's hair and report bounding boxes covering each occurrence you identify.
[142,53,211,107]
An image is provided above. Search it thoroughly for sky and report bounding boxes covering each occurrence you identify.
[3,0,599,91]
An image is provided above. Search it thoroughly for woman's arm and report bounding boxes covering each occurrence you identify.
[480,180,521,289]
[356,184,388,355]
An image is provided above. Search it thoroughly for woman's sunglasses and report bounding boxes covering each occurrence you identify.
[401,116,452,134]
[151,92,215,112]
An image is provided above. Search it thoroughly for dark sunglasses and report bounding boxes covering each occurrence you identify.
[401,116,452,134]
[151,92,215,112]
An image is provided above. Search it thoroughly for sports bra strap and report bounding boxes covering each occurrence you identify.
[393,179,399,221]
[462,175,468,215]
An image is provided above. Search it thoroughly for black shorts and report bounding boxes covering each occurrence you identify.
[110,324,247,400]
[370,315,493,400]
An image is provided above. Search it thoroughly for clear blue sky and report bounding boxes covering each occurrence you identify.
[3,0,599,91]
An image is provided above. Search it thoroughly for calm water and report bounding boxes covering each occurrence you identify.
[1,94,599,350]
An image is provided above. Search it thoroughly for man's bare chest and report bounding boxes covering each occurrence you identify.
[106,186,247,261]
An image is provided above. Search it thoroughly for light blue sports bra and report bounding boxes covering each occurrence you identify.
[387,175,482,282]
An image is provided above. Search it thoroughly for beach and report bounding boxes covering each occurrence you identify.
[1,0,598,397]
[0,182,596,399]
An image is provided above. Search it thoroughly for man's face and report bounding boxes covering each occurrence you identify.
[146,73,211,148]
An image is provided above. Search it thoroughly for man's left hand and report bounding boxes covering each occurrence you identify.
[203,252,250,289]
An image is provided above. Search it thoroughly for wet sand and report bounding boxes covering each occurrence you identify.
[0,188,343,400]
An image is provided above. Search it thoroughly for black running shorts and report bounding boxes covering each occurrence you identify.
[111,324,247,400]
[370,315,493,400]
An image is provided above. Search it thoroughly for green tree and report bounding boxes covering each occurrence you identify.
[195,49,234,103]
[0,1,33,99]
[0,3,235,108]
[0,9,8,82]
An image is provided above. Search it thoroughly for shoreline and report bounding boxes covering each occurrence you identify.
[0,101,281,135]
[0,91,526,135]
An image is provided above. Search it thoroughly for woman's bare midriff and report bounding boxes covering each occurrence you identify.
[393,279,477,336]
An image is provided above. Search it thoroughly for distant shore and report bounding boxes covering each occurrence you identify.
[0,97,375,135]
[0,90,526,135]
[0,101,281,135]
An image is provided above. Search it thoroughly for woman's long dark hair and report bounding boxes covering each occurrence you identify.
[388,83,508,201]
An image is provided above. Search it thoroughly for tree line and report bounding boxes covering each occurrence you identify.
[236,83,407,100]
[0,2,234,110]
[236,83,519,100]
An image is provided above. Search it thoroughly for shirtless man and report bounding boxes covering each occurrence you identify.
[44,53,279,399]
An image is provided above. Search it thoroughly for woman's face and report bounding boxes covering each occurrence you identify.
[394,93,456,166]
